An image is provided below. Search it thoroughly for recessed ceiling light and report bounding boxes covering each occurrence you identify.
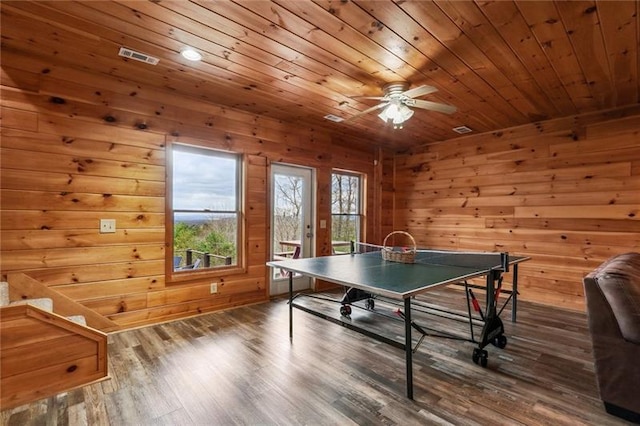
[180,47,202,61]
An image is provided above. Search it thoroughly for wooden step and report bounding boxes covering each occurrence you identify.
[3,281,96,330]
[0,282,9,306]
[6,273,119,332]
[9,298,53,312]
[65,315,87,326]
[0,304,108,410]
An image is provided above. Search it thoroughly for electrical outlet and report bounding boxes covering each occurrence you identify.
[210,282,218,294]
[99,219,116,234]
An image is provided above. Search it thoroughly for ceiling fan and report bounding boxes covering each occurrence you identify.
[348,82,456,129]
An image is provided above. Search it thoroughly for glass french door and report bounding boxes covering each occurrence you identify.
[270,164,314,295]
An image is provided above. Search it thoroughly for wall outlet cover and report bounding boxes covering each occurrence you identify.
[100,219,116,233]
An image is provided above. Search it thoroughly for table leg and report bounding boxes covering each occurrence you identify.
[289,272,293,340]
[486,270,496,314]
[404,297,413,400]
[512,263,519,323]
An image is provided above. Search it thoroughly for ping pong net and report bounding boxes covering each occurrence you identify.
[352,242,510,272]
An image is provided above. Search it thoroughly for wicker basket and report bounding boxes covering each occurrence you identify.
[382,231,416,264]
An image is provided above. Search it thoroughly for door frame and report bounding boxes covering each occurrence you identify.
[269,163,315,296]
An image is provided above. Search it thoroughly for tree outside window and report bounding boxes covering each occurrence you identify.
[273,175,303,246]
[171,144,241,271]
[332,171,362,253]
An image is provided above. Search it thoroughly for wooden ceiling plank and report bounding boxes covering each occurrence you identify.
[54,1,364,118]
[353,0,525,127]
[2,0,636,150]
[475,0,578,114]
[0,3,249,94]
[101,1,283,68]
[319,0,453,87]
[112,0,372,98]
[437,0,564,118]
[312,0,510,135]
[1,48,363,152]
[186,0,389,87]
[2,2,470,148]
[42,0,362,125]
[0,4,101,51]
[1,29,295,121]
[595,1,638,106]
[276,0,483,137]
[398,1,552,121]
[141,0,400,125]
[515,1,593,111]
[2,1,101,43]
[0,50,282,136]
[0,65,40,94]
[269,0,415,80]
[219,2,456,140]
[218,0,435,126]
[3,2,365,131]
[555,1,617,108]
[1,45,400,151]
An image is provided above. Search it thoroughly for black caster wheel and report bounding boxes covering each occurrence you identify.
[493,335,507,349]
[366,298,375,310]
[472,348,488,367]
[340,305,352,317]
[480,351,488,368]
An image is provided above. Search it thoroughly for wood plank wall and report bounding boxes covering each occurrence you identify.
[0,55,379,330]
[393,106,640,311]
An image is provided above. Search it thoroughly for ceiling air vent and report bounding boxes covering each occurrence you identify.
[453,125,472,134]
[324,114,344,123]
[118,47,159,65]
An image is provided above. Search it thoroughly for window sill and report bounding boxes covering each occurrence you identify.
[168,265,245,285]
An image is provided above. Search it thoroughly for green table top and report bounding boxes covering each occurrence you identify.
[267,250,528,299]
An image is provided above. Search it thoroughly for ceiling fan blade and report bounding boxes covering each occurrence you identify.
[409,99,457,114]
[344,102,390,121]
[401,85,438,99]
[351,96,386,101]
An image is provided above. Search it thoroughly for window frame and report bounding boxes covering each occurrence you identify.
[167,142,245,283]
[330,169,364,249]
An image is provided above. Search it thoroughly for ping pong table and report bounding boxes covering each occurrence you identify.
[267,247,529,399]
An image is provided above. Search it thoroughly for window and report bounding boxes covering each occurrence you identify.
[171,144,241,273]
[331,171,363,253]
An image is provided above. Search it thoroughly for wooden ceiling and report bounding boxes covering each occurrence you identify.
[2,1,639,151]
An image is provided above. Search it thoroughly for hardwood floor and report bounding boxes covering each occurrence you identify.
[1,287,632,426]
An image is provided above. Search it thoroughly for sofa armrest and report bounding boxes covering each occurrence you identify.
[583,255,640,423]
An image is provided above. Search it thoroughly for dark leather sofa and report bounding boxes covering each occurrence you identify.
[583,252,640,423]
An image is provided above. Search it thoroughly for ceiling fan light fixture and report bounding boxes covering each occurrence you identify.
[386,103,400,119]
[378,104,395,122]
[398,104,414,121]
[379,102,414,128]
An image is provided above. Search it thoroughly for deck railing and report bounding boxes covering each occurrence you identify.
[175,249,232,270]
